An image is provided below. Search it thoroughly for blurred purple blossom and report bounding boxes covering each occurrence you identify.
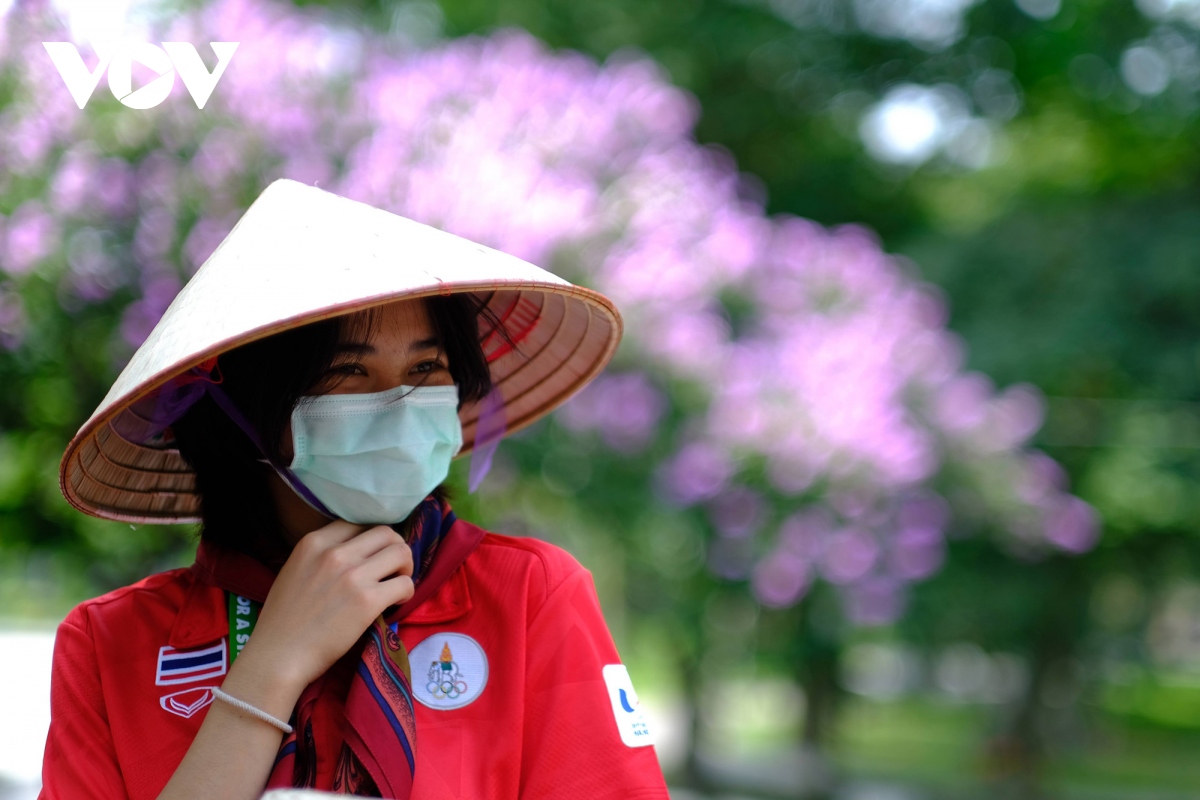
[120,272,182,348]
[1043,495,1101,554]
[0,289,26,350]
[93,158,136,217]
[50,146,96,214]
[183,215,238,273]
[1015,450,1070,507]
[192,128,251,190]
[658,442,735,506]
[707,486,766,539]
[65,227,120,302]
[972,384,1045,453]
[3,201,56,275]
[897,491,951,533]
[752,552,811,608]
[934,373,993,433]
[134,208,178,262]
[778,510,834,561]
[842,576,907,626]
[889,525,946,580]
[557,372,666,453]
[821,528,881,585]
[5,111,57,175]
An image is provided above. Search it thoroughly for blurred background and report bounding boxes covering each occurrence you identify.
[2,0,1200,797]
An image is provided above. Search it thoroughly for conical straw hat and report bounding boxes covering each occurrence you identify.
[60,179,622,524]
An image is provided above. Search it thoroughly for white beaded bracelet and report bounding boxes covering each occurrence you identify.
[211,687,294,735]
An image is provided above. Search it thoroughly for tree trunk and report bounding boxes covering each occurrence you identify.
[677,648,716,792]
[794,603,841,798]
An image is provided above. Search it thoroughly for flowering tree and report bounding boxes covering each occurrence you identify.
[0,0,1096,619]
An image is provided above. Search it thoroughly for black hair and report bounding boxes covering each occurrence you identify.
[171,293,505,567]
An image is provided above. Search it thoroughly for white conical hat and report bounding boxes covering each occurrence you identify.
[60,179,622,523]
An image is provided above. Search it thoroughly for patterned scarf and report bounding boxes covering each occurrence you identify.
[195,494,482,797]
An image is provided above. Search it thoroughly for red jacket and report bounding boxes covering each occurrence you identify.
[40,519,669,799]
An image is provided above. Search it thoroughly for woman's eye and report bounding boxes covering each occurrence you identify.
[330,363,367,376]
[412,360,444,375]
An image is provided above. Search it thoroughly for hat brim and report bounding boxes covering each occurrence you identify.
[59,181,622,523]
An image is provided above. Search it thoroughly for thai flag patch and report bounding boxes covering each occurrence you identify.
[156,640,227,686]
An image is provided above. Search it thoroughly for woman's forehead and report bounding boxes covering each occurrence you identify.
[337,297,437,345]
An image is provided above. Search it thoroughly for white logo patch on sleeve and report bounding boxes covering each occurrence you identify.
[602,664,654,747]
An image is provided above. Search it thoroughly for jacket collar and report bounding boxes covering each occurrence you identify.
[171,517,486,649]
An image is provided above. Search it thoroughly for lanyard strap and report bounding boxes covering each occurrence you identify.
[227,591,260,663]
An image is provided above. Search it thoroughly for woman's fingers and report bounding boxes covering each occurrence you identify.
[375,573,416,607]
[251,521,416,691]
[358,538,414,582]
[302,518,370,552]
[336,524,404,562]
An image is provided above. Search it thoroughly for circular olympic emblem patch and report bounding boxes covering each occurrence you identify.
[409,632,489,710]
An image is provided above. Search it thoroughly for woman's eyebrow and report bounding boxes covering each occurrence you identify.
[409,336,440,353]
[334,342,375,355]
[334,337,440,355]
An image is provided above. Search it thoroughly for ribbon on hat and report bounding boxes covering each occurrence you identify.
[466,294,543,492]
[467,384,505,493]
[114,358,338,518]
[111,357,222,445]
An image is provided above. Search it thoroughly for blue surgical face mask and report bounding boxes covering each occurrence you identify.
[286,383,464,524]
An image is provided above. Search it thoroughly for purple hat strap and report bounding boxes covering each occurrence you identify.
[202,381,337,519]
[467,384,505,493]
[132,361,337,519]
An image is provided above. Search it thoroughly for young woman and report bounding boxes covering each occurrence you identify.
[42,180,667,799]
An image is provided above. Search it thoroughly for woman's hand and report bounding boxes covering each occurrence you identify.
[240,520,415,695]
[156,522,412,800]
